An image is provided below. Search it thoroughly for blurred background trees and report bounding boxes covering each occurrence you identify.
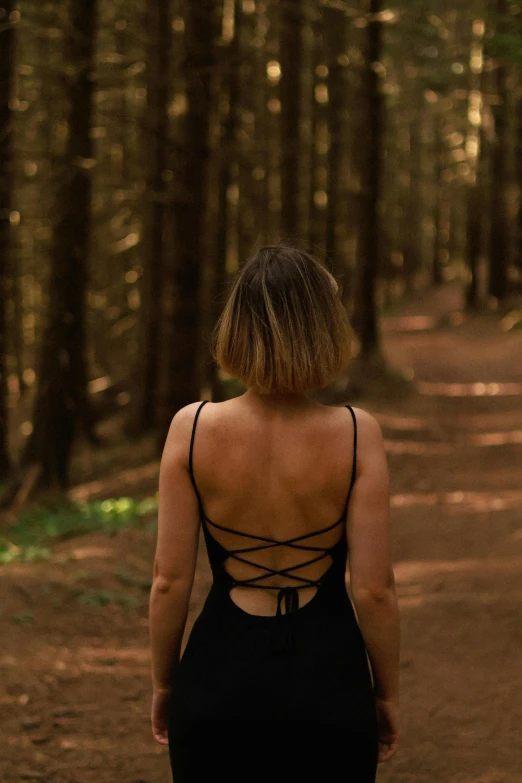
[0,0,15,478]
[1,0,522,491]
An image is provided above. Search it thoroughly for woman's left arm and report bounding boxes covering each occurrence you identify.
[149,403,202,743]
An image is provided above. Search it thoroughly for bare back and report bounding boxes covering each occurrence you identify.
[189,394,357,616]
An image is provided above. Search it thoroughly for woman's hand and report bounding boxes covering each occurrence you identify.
[376,698,400,762]
[151,686,171,745]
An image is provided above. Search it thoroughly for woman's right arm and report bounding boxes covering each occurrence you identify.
[345,409,401,757]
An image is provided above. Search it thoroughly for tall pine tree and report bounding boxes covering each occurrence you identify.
[23,0,97,487]
[0,0,15,477]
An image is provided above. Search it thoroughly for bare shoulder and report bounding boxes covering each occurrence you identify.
[170,400,207,431]
[349,407,385,449]
[163,401,209,457]
[168,398,242,438]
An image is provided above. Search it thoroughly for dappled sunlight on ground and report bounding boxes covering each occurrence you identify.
[417,380,522,396]
[69,462,159,503]
[374,413,433,430]
[384,430,522,451]
[1,286,522,782]
[386,440,453,454]
[394,553,522,582]
[67,546,115,561]
[391,488,522,511]
[376,409,522,432]
[469,429,522,445]
[398,590,522,609]
[382,315,440,331]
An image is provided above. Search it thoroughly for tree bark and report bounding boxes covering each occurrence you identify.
[516,88,522,276]
[114,0,129,184]
[402,96,424,288]
[307,14,326,258]
[22,0,97,488]
[251,4,270,242]
[210,0,241,401]
[432,117,444,286]
[323,5,347,270]
[280,0,304,240]
[352,0,384,358]
[466,176,483,308]
[131,0,170,433]
[0,0,15,477]
[466,113,488,310]
[488,0,510,301]
[158,1,216,446]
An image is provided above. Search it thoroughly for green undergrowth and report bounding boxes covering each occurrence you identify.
[0,495,158,565]
[76,589,140,611]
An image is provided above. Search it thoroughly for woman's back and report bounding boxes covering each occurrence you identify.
[189,396,357,615]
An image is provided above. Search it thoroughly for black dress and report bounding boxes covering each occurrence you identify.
[167,402,378,782]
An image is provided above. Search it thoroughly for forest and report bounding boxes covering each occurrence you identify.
[1,2,522,781]
[1,0,521,494]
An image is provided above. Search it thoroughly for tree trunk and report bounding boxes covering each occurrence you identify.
[447,184,462,266]
[158,1,216,446]
[265,2,282,239]
[466,113,488,309]
[402,97,424,288]
[488,0,510,301]
[466,176,483,308]
[323,5,347,270]
[236,4,257,265]
[22,0,97,488]
[352,0,384,358]
[114,0,129,184]
[280,0,304,240]
[251,4,270,242]
[307,14,326,258]
[131,0,170,433]
[0,0,14,477]
[210,0,241,401]
[516,87,522,276]
[432,117,444,286]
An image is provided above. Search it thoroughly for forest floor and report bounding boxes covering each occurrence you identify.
[1,282,522,783]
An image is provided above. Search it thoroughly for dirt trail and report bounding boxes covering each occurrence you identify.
[1,283,521,783]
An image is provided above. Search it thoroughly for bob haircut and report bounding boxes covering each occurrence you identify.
[212,245,354,394]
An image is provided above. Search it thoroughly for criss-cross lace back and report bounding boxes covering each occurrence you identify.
[203,512,345,593]
[189,401,357,622]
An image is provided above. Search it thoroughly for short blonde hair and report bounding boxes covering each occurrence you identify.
[212,245,354,394]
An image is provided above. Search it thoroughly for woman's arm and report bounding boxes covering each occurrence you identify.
[345,409,401,702]
[149,403,202,692]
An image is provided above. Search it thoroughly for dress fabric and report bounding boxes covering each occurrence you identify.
[167,401,379,782]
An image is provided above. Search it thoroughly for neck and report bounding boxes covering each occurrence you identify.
[243,387,315,410]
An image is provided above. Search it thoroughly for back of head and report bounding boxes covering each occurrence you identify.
[212,245,354,394]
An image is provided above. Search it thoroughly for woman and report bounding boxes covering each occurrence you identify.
[149,246,400,782]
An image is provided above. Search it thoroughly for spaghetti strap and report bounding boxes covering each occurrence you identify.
[343,404,358,513]
[188,400,208,509]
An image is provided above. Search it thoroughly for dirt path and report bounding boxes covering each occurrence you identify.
[1,283,521,782]
[376,287,522,782]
